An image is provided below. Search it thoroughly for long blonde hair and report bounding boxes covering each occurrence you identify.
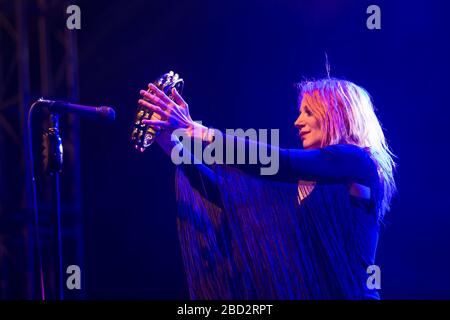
[297,78,397,221]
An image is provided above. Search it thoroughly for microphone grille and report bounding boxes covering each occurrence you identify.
[98,106,116,121]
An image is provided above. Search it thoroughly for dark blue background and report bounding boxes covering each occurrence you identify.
[73,0,450,298]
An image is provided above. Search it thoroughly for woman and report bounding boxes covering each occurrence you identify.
[138,77,396,299]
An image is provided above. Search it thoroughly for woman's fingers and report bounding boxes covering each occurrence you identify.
[140,85,186,113]
[148,83,173,105]
[137,85,193,132]
[141,119,171,128]
[171,88,188,108]
[138,99,169,119]
[140,90,167,110]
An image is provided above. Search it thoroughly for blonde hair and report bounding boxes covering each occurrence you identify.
[297,78,397,221]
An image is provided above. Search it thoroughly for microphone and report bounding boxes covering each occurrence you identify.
[37,98,116,121]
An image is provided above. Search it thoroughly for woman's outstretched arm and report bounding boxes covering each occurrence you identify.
[138,84,377,186]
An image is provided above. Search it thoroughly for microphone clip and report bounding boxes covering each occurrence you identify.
[42,114,63,175]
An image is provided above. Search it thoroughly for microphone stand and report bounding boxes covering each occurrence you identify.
[28,98,114,299]
[44,113,64,300]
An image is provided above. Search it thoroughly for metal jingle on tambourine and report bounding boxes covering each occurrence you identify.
[166,78,184,97]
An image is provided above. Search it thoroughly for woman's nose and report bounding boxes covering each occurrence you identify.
[294,114,304,128]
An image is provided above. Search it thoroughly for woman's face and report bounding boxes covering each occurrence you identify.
[294,96,324,149]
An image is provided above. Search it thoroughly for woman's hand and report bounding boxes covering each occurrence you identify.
[138,83,209,157]
[139,83,195,133]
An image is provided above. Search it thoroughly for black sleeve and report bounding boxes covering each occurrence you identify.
[177,131,377,187]
[281,144,378,185]
[218,133,377,186]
